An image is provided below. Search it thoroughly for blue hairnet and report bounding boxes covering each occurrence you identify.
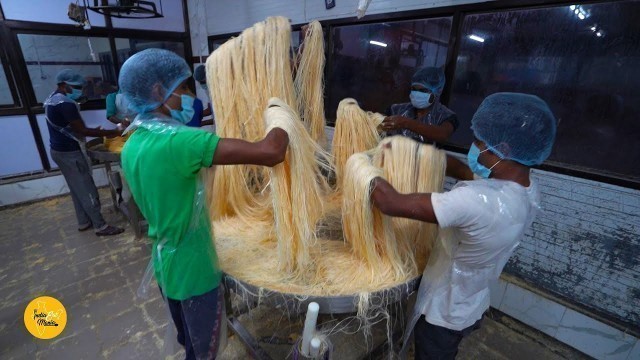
[193,64,206,83]
[118,48,192,113]
[55,69,85,86]
[471,92,557,166]
[412,67,445,95]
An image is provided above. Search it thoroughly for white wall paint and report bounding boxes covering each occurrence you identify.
[0,116,43,177]
[188,0,209,57]
[1,0,106,26]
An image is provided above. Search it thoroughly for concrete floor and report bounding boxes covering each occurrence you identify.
[0,189,592,359]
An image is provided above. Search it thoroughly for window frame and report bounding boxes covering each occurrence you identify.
[15,31,116,108]
[0,47,21,110]
[0,0,193,175]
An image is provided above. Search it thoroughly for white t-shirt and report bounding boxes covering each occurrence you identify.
[416,178,539,331]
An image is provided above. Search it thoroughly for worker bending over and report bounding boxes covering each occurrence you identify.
[118,49,289,360]
[371,93,556,360]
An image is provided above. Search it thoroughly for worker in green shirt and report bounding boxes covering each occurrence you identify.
[105,89,136,127]
[118,48,289,359]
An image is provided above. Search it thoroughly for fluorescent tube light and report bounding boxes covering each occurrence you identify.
[369,40,387,47]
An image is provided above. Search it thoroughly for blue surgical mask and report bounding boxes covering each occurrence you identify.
[410,90,434,109]
[467,143,501,178]
[164,93,195,124]
[67,88,83,101]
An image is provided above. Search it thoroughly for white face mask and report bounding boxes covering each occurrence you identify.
[410,90,434,109]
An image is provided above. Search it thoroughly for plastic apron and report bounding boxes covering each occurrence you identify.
[131,115,227,359]
[43,92,93,169]
[398,180,540,359]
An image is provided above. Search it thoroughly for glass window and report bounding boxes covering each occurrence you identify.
[17,34,116,103]
[448,1,640,180]
[326,17,452,123]
[210,35,236,53]
[111,0,184,32]
[210,30,303,55]
[115,38,186,65]
[18,34,116,103]
[0,59,16,106]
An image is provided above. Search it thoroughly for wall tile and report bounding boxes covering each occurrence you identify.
[0,169,108,207]
[556,308,636,360]
[489,278,507,309]
[499,283,566,338]
[625,339,640,360]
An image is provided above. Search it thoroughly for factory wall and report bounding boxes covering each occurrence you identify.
[201,1,640,358]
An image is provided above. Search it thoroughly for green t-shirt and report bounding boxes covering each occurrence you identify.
[121,122,221,300]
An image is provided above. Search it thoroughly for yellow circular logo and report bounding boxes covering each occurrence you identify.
[23,296,67,339]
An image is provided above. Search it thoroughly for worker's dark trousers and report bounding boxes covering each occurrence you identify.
[414,315,482,360]
[51,149,106,229]
[165,287,223,360]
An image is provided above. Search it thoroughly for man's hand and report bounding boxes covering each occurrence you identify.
[104,127,123,138]
[371,177,438,223]
[262,128,289,166]
[381,115,409,131]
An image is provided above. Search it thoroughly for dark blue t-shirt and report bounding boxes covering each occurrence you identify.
[44,91,81,152]
[186,98,204,127]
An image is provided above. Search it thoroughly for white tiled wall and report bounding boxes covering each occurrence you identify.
[487,279,507,309]
[556,309,637,360]
[627,341,640,360]
[499,282,566,338]
[492,278,639,360]
[0,167,109,207]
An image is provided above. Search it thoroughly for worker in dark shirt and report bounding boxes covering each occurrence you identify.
[44,69,124,236]
[187,65,213,127]
[381,67,458,144]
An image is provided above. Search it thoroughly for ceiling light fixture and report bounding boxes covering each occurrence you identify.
[468,34,485,43]
[369,40,388,47]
